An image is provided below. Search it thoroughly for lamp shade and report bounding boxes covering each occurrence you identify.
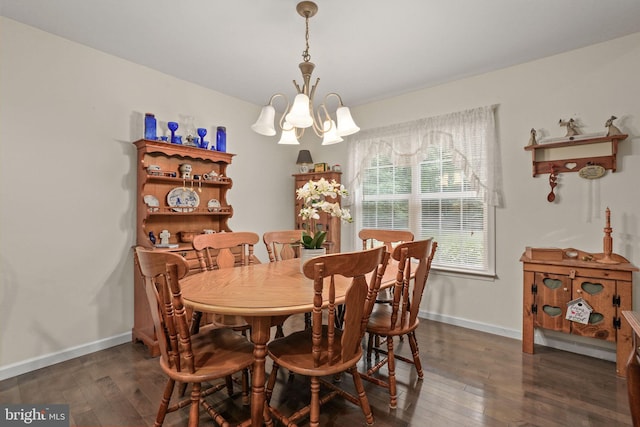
[285,94,313,128]
[296,149,313,164]
[336,106,360,136]
[277,122,300,145]
[321,120,343,145]
[251,105,277,136]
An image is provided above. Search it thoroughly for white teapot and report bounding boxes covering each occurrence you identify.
[203,170,218,180]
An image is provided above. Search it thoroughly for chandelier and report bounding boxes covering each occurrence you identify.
[251,1,360,145]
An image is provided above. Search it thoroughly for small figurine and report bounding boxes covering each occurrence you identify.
[148,231,156,245]
[528,128,537,146]
[179,163,192,179]
[559,118,579,138]
[605,115,622,136]
[159,229,171,246]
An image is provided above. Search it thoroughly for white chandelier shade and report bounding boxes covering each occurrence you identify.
[335,106,360,136]
[250,104,277,136]
[285,94,314,128]
[251,1,359,144]
[277,122,300,145]
[321,120,343,145]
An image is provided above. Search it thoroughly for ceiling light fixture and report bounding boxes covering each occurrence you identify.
[251,1,360,145]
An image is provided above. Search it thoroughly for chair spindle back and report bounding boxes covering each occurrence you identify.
[302,247,389,366]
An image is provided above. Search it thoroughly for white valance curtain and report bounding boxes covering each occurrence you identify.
[346,105,502,207]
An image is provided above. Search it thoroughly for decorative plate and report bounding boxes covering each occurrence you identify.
[143,195,159,212]
[578,164,606,179]
[208,199,221,212]
[167,187,200,212]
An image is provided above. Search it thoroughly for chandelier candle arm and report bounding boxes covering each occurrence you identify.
[251,1,360,143]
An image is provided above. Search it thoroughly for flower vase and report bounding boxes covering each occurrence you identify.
[300,247,327,273]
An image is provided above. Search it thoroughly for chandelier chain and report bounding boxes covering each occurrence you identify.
[302,14,311,63]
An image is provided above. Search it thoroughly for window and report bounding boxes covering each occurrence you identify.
[347,106,499,275]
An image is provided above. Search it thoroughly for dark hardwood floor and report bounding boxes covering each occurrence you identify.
[0,317,632,426]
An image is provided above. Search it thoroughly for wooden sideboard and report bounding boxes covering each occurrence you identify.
[521,247,637,377]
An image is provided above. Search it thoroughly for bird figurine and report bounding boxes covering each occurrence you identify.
[605,115,622,136]
[528,128,537,146]
[559,118,579,138]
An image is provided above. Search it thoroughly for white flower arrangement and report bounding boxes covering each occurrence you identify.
[296,178,352,249]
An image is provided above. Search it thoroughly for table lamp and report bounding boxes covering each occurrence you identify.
[296,149,313,173]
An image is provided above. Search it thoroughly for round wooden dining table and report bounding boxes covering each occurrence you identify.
[180,257,397,426]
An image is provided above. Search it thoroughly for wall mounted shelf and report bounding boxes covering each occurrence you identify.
[524,134,628,177]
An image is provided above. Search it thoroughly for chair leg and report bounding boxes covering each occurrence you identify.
[190,311,203,335]
[200,384,233,427]
[188,382,201,427]
[263,400,274,427]
[335,304,345,329]
[304,312,311,329]
[349,366,374,426]
[407,331,424,379]
[265,363,280,403]
[178,381,188,397]
[366,333,374,360]
[241,368,250,406]
[386,336,398,409]
[154,378,176,427]
[225,375,234,397]
[309,376,321,427]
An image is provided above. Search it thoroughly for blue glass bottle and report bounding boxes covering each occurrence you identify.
[216,126,226,152]
[144,113,157,140]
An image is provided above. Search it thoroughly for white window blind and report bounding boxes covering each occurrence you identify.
[346,106,501,275]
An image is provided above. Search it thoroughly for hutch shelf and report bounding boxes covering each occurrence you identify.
[132,139,235,355]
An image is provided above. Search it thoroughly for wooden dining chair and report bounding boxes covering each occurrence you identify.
[263,230,302,262]
[359,228,414,302]
[134,247,254,427]
[263,230,303,338]
[359,238,437,409]
[359,228,415,252]
[629,349,640,427]
[264,246,389,427]
[191,231,260,334]
[193,231,261,271]
[359,228,415,348]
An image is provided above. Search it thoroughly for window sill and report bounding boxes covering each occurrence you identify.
[431,267,496,282]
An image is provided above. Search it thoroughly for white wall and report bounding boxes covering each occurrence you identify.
[0,18,301,378]
[341,32,640,356]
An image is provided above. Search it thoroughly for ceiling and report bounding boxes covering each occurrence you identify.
[3,0,640,107]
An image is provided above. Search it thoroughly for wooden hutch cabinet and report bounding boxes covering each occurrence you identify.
[132,139,234,355]
[521,247,637,377]
[293,171,342,253]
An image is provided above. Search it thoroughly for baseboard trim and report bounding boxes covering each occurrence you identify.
[420,310,616,362]
[0,332,132,381]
